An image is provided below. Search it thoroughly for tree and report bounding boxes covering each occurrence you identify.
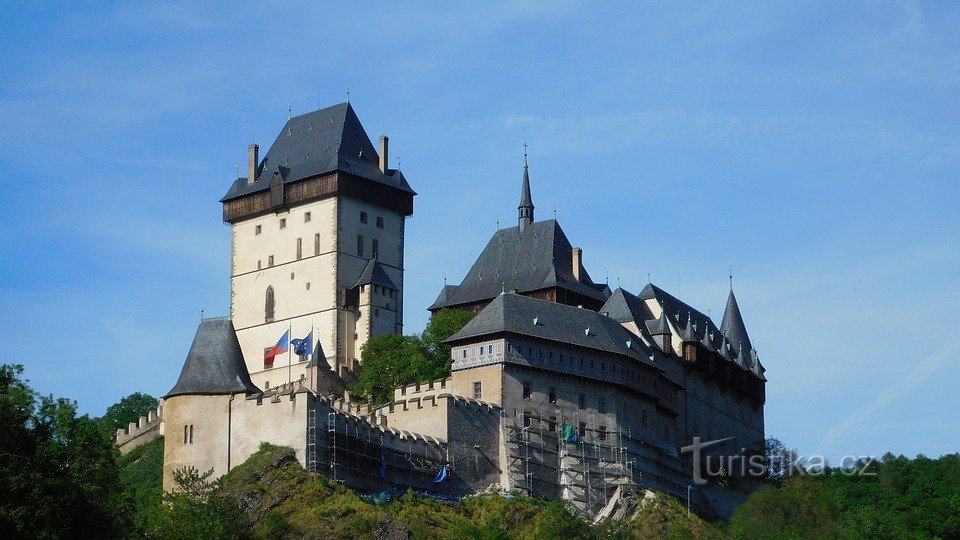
[763,436,799,484]
[0,364,128,537]
[421,308,476,364]
[350,309,475,405]
[98,391,159,433]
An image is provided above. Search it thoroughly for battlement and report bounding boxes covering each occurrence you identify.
[393,376,451,402]
[116,404,164,454]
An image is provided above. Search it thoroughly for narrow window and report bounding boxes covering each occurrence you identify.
[304,211,311,223]
[578,421,586,438]
[622,401,630,422]
[296,238,302,260]
[598,425,607,441]
[279,218,286,229]
[598,397,607,414]
[255,225,262,235]
[523,414,531,428]
[357,235,364,257]
[522,383,532,399]
[268,255,274,267]
[183,425,188,444]
[473,381,482,399]
[578,393,586,410]
[360,211,368,224]
[314,233,320,255]
[265,286,275,322]
[372,239,379,259]
[189,424,194,444]
[376,216,384,229]
[548,388,557,404]
[257,260,262,270]
[462,349,467,359]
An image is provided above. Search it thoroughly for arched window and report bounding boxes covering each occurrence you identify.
[265,286,275,322]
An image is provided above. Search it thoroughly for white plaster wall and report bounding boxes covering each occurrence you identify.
[163,394,232,491]
[229,393,310,470]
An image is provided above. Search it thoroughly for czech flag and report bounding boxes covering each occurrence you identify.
[265,330,290,361]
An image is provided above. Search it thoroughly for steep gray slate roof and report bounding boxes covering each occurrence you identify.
[352,259,398,290]
[519,164,533,210]
[601,287,650,325]
[431,219,610,310]
[446,293,662,370]
[720,289,752,354]
[221,102,414,202]
[166,318,260,398]
[638,283,723,346]
[428,285,460,311]
[306,339,328,369]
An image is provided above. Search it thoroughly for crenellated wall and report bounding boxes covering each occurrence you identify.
[116,404,164,455]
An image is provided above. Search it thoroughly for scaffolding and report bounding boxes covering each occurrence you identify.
[307,408,318,472]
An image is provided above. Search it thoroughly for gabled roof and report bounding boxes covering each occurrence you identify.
[720,289,752,354]
[646,310,671,336]
[221,102,414,202]
[430,219,610,311]
[165,318,260,398]
[601,287,650,325]
[353,259,398,290]
[639,283,722,345]
[446,293,661,370]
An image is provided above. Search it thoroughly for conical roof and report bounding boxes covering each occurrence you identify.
[519,164,534,211]
[165,318,260,398]
[720,289,752,354]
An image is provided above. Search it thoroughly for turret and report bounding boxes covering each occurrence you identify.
[518,151,534,231]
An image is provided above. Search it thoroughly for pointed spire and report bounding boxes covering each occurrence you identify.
[720,288,752,355]
[518,143,534,232]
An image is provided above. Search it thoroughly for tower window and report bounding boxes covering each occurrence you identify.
[263,347,274,369]
[314,233,320,255]
[304,211,311,223]
[473,381,482,399]
[598,425,607,441]
[257,260,262,270]
[357,235,364,257]
[360,211,368,224]
[255,225,262,235]
[268,255,274,267]
[523,383,532,399]
[279,218,286,229]
[548,388,557,404]
[376,216,384,229]
[296,238,302,260]
[578,393,586,410]
[598,397,607,414]
[372,239,379,259]
[265,286,275,322]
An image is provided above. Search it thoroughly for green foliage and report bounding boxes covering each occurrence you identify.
[97,391,159,433]
[144,465,251,539]
[118,436,165,531]
[0,363,128,538]
[421,308,477,364]
[350,309,475,404]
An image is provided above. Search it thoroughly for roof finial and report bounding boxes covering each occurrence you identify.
[496,213,500,230]
[345,85,350,103]
[443,274,447,286]
[287,102,292,120]
[523,142,528,167]
[396,156,401,170]
[617,276,621,288]
[647,273,651,284]
[553,201,557,219]
[501,282,506,295]
[200,309,204,320]
[729,266,733,291]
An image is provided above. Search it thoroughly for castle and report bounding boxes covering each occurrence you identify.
[116,102,766,519]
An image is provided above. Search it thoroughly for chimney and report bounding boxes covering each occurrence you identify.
[379,135,389,173]
[572,247,583,282]
[247,144,259,185]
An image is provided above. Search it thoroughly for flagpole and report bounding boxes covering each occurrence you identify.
[288,321,292,384]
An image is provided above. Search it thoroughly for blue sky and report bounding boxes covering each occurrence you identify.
[1,1,958,463]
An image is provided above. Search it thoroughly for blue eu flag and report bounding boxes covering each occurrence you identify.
[292,331,313,357]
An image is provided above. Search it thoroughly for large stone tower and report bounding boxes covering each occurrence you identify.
[220,102,415,390]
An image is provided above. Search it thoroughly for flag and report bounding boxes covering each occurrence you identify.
[264,330,289,360]
[433,464,447,484]
[292,330,313,357]
[562,423,581,444]
[379,453,388,479]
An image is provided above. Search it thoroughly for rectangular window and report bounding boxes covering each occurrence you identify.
[264,348,274,369]
[268,255,274,267]
[357,235,364,257]
[598,397,607,414]
[296,238,302,260]
[523,414,531,428]
[189,425,193,443]
[279,218,286,229]
[304,211,311,223]
[314,233,320,255]
[461,349,467,359]
[183,425,188,444]
[376,216,384,229]
[372,239,379,259]
[473,381,482,399]
[360,211,368,224]
[523,383,532,399]
[598,425,607,441]
[255,225,262,235]
[578,393,586,410]
[579,422,586,438]
[257,260,262,270]
[548,388,557,404]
